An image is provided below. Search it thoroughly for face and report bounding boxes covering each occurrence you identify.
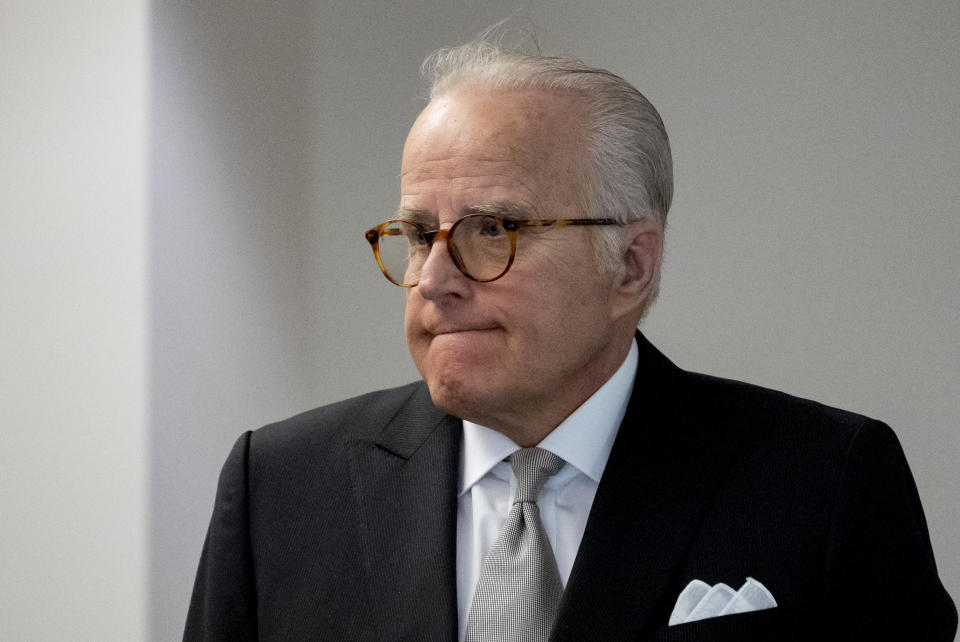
[400,85,632,438]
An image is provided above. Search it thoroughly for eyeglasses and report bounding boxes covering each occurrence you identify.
[364,214,621,287]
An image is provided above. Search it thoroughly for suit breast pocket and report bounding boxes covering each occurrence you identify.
[649,607,807,641]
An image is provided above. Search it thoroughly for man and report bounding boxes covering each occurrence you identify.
[185,39,956,641]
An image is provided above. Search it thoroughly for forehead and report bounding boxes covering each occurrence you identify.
[400,85,587,219]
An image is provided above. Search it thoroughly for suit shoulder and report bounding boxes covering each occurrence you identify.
[679,369,890,451]
[250,380,427,451]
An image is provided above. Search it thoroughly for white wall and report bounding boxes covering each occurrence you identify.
[0,2,147,640]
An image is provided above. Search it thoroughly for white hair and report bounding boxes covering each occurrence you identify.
[421,37,673,275]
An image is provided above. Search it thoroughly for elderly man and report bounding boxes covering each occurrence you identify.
[185,40,956,641]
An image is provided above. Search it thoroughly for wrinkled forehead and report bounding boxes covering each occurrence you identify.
[411,84,586,153]
[400,85,590,213]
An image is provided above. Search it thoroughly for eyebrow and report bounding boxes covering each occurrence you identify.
[463,202,535,220]
[396,202,536,227]
[395,207,433,225]
[395,201,536,229]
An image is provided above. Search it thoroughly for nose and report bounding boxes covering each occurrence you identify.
[416,236,469,302]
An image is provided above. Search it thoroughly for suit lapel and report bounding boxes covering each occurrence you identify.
[553,333,746,640]
[348,383,460,641]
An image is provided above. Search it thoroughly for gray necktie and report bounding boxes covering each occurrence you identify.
[465,447,566,642]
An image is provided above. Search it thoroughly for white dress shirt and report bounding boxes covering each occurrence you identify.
[456,338,639,641]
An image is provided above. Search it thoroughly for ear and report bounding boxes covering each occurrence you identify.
[610,218,664,322]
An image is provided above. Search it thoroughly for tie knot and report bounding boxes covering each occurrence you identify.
[510,447,565,504]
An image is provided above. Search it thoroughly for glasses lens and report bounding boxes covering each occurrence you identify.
[453,215,512,281]
[377,220,427,286]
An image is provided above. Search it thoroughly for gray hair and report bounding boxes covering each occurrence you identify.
[421,38,673,273]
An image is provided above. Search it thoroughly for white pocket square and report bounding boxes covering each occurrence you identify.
[669,577,777,626]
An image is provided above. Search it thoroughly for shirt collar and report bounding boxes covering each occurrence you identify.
[459,338,638,495]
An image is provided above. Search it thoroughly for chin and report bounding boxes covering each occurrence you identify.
[412,334,509,417]
[420,362,500,420]
[424,375,480,420]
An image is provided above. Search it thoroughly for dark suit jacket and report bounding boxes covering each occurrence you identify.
[185,333,956,640]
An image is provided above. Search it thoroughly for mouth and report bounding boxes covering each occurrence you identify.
[430,326,496,336]
[428,324,500,337]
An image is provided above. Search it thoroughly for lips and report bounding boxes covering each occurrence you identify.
[429,325,499,336]
[423,318,501,336]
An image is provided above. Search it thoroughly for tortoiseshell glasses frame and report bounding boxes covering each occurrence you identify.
[364,214,621,287]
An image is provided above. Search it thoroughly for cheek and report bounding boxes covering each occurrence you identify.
[404,298,427,358]
[510,259,607,320]
[516,281,613,360]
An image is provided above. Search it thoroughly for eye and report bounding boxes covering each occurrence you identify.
[478,216,504,237]
[403,223,429,246]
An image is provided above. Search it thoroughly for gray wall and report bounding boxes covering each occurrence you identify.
[151,1,959,639]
